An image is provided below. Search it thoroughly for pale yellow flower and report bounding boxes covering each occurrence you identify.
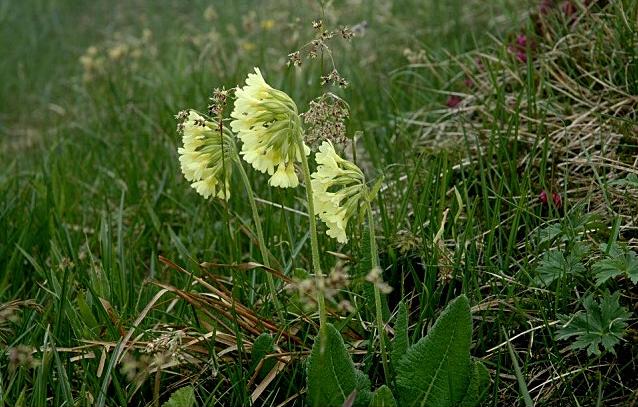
[230,67,309,188]
[311,141,366,243]
[178,111,234,200]
[260,19,275,30]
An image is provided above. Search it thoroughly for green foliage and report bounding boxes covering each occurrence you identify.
[251,333,275,378]
[390,301,409,372]
[369,385,397,407]
[459,361,491,407]
[306,323,370,407]
[162,386,196,407]
[395,295,474,407]
[610,173,638,188]
[534,242,588,287]
[593,245,638,286]
[557,292,631,356]
[537,210,600,247]
[354,370,373,407]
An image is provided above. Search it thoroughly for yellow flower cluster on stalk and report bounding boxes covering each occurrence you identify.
[230,68,309,188]
[177,111,235,200]
[311,141,367,243]
[175,66,393,385]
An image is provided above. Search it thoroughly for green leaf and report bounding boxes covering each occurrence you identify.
[161,386,195,407]
[391,301,409,372]
[557,292,630,356]
[537,223,563,245]
[459,361,490,407]
[396,295,473,407]
[593,250,638,286]
[307,323,360,407]
[369,385,397,407]
[354,369,373,407]
[610,173,638,188]
[599,242,624,258]
[251,333,275,378]
[534,244,587,287]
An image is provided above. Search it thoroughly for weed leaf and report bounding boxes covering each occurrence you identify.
[557,292,630,356]
[534,244,587,287]
[161,386,195,407]
[593,250,638,286]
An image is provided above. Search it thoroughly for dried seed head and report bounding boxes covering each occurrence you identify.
[308,39,323,59]
[175,110,189,133]
[340,26,355,40]
[143,328,186,364]
[8,345,40,372]
[393,229,423,255]
[208,87,229,118]
[303,93,350,147]
[320,69,348,88]
[120,353,152,384]
[320,30,335,41]
[287,51,302,67]
[337,299,354,313]
[366,267,393,294]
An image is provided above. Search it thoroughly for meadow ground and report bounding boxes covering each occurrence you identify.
[1,0,637,406]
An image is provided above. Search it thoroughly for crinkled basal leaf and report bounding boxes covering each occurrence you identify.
[369,385,397,407]
[593,250,638,286]
[161,386,195,407]
[396,295,473,407]
[307,323,364,407]
[391,301,409,372]
[354,369,373,407]
[557,292,630,356]
[459,360,490,407]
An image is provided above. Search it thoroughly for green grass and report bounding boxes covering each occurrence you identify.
[1,0,637,406]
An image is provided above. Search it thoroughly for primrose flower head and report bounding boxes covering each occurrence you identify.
[311,141,367,243]
[177,110,235,200]
[230,68,309,188]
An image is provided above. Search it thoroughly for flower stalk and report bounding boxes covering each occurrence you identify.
[235,157,284,322]
[295,130,327,329]
[365,198,390,382]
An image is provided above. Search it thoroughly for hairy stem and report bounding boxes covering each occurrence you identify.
[236,158,284,322]
[295,133,327,328]
[365,198,390,382]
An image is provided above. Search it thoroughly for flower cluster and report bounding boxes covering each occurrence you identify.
[311,141,366,243]
[177,111,235,200]
[230,68,309,188]
[508,34,536,64]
